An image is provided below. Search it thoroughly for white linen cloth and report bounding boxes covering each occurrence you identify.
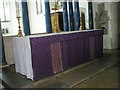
[12,37,33,80]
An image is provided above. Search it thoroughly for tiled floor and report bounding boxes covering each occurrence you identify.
[1,49,119,88]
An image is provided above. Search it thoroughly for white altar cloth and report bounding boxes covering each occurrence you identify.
[13,37,34,80]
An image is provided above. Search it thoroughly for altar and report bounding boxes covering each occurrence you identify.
[13,30,103,81]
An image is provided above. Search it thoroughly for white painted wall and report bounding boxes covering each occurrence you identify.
[92,2,119,49]
[1,0,47,36]
[1,0,18,36]
[118,2,120,49]
[110,2,119,49]
[1,1,89,35]
[27,0,46,34]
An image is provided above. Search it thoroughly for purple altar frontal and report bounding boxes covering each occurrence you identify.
[30,30,103,81]
[13,30,103,81]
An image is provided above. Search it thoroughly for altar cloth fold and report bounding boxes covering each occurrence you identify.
[13,37,34,80]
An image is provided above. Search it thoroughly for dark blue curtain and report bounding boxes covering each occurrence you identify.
[74,0,80,30]
[44,0,52,33]
[68,1,74,31]
[62,1,69,31]
[88,2,94,29]
[22,0,31,35]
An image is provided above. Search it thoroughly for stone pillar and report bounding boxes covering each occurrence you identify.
[62,1,69,31]
[74,0,80,30]
[22,0,31,35]
[44,0,52,33]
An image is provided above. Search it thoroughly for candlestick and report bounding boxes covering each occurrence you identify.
[15,0,23,36]
[16,16,23,37]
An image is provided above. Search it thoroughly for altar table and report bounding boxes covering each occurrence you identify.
[13,30,103,81]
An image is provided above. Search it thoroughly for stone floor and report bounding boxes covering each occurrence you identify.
[74,64,118,88]
[1,49,119,88]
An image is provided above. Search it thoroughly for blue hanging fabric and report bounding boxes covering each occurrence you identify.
[68,1,74,31]
[74,0,80,30]
[62,1,69,31]
[0,19,6,64]
[22,0,31,35]
[88,2,94,29]
[44,0,52,33]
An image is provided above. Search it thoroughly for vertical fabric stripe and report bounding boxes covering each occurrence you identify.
[51,42,63,74]
[88,2,94,29]
[74,0,80,30]
[44,0,52,33]
[22,0,31,35]
[62,1,69,31]
[68,1,74,31]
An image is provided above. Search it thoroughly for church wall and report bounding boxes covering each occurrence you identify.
[118,2,120,49]
[1,0,19,36]
[27,0,46,34]
[1,0,47,35]
[1,1,19,65]
[110,2,119,49]
[119,2,120,34]
[1,0,23,65]
[118,2,120,35]
[93,2,119,49]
